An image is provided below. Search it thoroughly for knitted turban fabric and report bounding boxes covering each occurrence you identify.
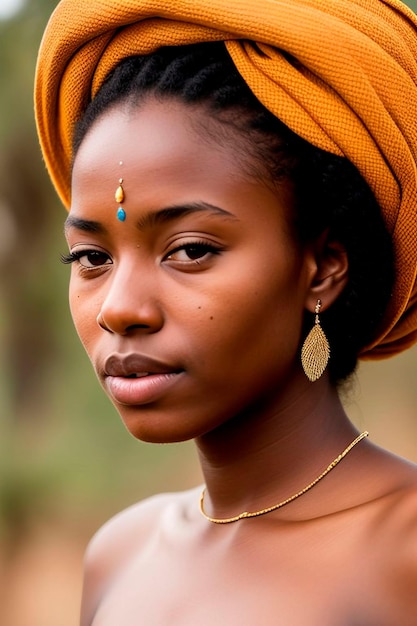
[34,0,417,359]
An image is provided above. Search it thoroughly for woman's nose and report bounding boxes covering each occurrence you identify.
[96,266,164,335]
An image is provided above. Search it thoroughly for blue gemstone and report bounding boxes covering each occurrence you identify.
[117,207,126,222]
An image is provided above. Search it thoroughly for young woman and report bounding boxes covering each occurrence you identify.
[35,1,417,624]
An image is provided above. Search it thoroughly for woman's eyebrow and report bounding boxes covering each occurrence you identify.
[136,202,239,230]
[64,202,238,234]
[64,216,104,234]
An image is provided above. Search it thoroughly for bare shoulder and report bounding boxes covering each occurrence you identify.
[382,476,417,616]
[364,442,417,525]
[362,445,417,613]
[377,452,417,545]
[84,488,197,558]
[80,487,199,626]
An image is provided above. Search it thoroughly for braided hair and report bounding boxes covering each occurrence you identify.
[73,41,394,385]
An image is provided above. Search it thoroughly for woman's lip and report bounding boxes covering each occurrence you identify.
[104,352,180,377]
[104,371,183,406]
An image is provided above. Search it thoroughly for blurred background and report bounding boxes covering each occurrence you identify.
[0,1,416,624]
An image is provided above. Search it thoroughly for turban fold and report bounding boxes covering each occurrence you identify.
[34,0,417,359]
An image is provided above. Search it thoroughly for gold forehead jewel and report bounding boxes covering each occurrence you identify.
[115,178,126,221]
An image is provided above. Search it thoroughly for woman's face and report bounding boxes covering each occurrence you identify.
[67,98,318,443]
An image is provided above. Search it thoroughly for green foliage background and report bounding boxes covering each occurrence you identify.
[0,0,416,552]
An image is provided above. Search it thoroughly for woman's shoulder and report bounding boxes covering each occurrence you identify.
[358,447,417,596]
[85,486,199,568]
[362,443,417,523]
[373,459,417,547]
[80,487,199,625]
[373,461,417,616]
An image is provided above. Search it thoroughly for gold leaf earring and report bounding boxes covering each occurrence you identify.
[301,299,330,382]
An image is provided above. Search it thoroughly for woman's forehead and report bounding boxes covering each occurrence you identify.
[72,97,283,191]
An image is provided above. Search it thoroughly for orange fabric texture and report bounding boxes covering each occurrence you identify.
[34,0,417,359]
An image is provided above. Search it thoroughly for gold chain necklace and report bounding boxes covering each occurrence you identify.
[199,431,369,524]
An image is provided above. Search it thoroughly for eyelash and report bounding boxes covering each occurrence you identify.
[60,240,222,272]
[60,250,111,268]
[61,251,82,264]
[164,240,222,264]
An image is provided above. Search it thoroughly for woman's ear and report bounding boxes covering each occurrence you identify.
[304,230,349,312]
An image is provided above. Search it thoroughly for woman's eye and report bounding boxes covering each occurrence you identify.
[61,250,112,268]
[79,251,111,267]
[165,243,220,264]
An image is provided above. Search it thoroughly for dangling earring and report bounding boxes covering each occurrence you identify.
[301,299,330,382]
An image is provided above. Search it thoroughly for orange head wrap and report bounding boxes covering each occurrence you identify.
[34,0,417,359]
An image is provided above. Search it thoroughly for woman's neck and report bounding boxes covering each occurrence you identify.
[195,377,358,521]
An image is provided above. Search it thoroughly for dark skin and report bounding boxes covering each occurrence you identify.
[66,97,417,625]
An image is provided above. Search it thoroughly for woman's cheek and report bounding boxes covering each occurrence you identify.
[69,289,94,350]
